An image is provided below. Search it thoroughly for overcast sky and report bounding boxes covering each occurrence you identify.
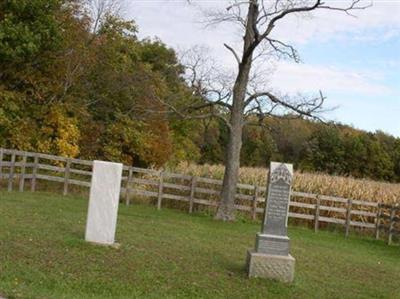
[124,0,400,136]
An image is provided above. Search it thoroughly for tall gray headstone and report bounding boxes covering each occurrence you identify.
[85,160,123,245]
[246,162,295,283]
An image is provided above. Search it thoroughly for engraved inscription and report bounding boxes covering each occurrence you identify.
[266,184,290,221]
[264,239,289,256]
[256,234,290,256]
[262,162,293,237]
[263,179,291,236]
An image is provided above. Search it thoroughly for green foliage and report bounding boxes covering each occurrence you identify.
[306,126,346,174]
[0,0,62,63]
[269,118,314,165]
[197,119,225,164]
[300,125,397,181]
[241,125,276,167]
[195,114,400,182]
[98,14,137,38]
[393,140,400,177]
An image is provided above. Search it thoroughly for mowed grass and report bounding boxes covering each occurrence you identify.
[0,192,399,299]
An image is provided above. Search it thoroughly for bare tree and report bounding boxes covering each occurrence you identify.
[178,46,234,126]
[132,0,372,221]
[180,0,370,221]
[85,0,122,33]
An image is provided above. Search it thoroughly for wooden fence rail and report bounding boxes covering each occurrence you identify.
[0,147,399,245]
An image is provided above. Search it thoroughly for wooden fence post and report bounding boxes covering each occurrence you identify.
[31,154,39,192]
[125,167,133,206]
[314,195,320,233]
[8,151,16,192]
[157,170,164,210]
[189,176,197,214]
[19,154,27,192]
[388,206,396,245]
[252,185,259,220]
[345,198,353,238]
[63,159,71,196]
[0,148,3,189]
[375,204,381,240]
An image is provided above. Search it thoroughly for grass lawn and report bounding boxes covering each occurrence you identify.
[0,192,399,299]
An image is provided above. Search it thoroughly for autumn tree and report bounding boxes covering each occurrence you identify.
[0,0,84,156]
[0,0,199,165]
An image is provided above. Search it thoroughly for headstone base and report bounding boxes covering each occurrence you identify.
[255,233,290,256]
[246,250,295,283]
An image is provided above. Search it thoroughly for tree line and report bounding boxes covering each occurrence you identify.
[202,117,400,182]
[1,0,398,188]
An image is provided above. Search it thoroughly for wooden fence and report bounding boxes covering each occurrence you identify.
[0,147,399,245]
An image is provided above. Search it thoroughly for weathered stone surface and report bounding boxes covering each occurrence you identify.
[247,250,295,283]
[85,160,123,245]
[247,162,295,283]
[262,162,293,236]
[255,233,290,256]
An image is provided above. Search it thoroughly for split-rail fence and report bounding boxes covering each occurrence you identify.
[0,147,399,245]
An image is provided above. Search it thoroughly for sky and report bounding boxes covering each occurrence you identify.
[124,0,400,136]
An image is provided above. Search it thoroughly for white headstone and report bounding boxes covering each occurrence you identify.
[85,160,123,245]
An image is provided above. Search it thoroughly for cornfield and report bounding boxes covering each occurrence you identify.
[171,162,400,205]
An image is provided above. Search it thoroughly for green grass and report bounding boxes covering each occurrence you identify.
[0,192,399,299]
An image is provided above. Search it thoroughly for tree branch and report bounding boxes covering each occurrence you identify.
[244,89,327,125]
[224,43,241,65]
[318,0,373,17]
[266,38,300,62]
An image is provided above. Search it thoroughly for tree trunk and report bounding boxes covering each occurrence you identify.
[215,0,258,221]
[215,111,244,221]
